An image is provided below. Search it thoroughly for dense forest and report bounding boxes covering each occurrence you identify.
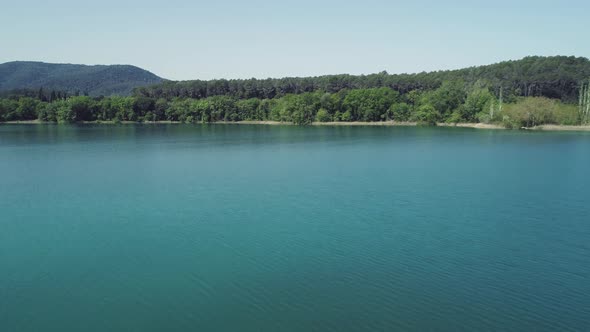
[135,56,590,102]
[1,56,589,128]
[0,61,163,96]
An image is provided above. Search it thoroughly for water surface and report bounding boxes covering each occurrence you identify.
[1,124,589,331]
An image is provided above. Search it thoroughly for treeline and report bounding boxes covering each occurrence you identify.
[0,84,485,124]
[0,83,583,128]
[1,56,588,127]
[135,56,590,102]
[0,87,77,102]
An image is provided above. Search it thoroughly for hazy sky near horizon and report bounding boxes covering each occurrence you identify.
[1,0,588,80]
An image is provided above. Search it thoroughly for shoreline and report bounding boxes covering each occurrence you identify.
[523,124,590,131]
[3,120,590,131]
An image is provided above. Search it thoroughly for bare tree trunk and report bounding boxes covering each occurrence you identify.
[499,86,503,114]
[578,82,589,125]
[579,83,584,124]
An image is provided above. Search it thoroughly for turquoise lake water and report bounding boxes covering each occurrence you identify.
[1,124,589,331]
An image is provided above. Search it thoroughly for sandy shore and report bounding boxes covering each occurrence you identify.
[526,124,590,131]
[3,120,46,124]
[436,122,505,130]
[226,121,505,128]
[3,120,590,131]
[313,121,418,127]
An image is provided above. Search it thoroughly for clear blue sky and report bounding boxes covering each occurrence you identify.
[1,0,588,80]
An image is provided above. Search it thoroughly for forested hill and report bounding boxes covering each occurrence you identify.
[0,61,163,96]
[135,56,590,102]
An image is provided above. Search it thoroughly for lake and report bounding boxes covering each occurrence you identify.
[1,124,589,331]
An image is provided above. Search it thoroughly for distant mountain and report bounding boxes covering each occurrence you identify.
[0,61,163,96]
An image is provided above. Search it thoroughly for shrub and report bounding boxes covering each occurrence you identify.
[315,108,331,122]
[414,104,440,126]
[501,97,557,128]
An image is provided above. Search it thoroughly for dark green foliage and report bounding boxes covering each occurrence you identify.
[291,102,315,125]
[68,96,94,121]
[16,97,41,120]
[133,96,156,117]
[342,88,399,121]
[235,98,260,121]
[460,88,494,122]
[0,88,579,128]
[56,101,75,123]
[315,109,331,122]
[135,56,590,103]
[388,102,411,121]
[421,81,466,117]
[414,104,440,125]
[0,99,19,121]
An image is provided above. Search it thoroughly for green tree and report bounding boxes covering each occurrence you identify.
[0,99,19,121]
[387,102,411,121]
[133,96,156,119]
[109,97,134,121]
[56,102,75,123]
[315,108,331,122]
[154,98,169,121]
[461,88,494,122]
[257,99,276,120]
[414,104,440,125]
[16,97,40,120]
[285,94,317,125]
[68,96,95,121]
[235,98,260,121]
[38,102,60,121]
[422,81,466,120]
[340,110,352,122]
[343,88,399,121]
